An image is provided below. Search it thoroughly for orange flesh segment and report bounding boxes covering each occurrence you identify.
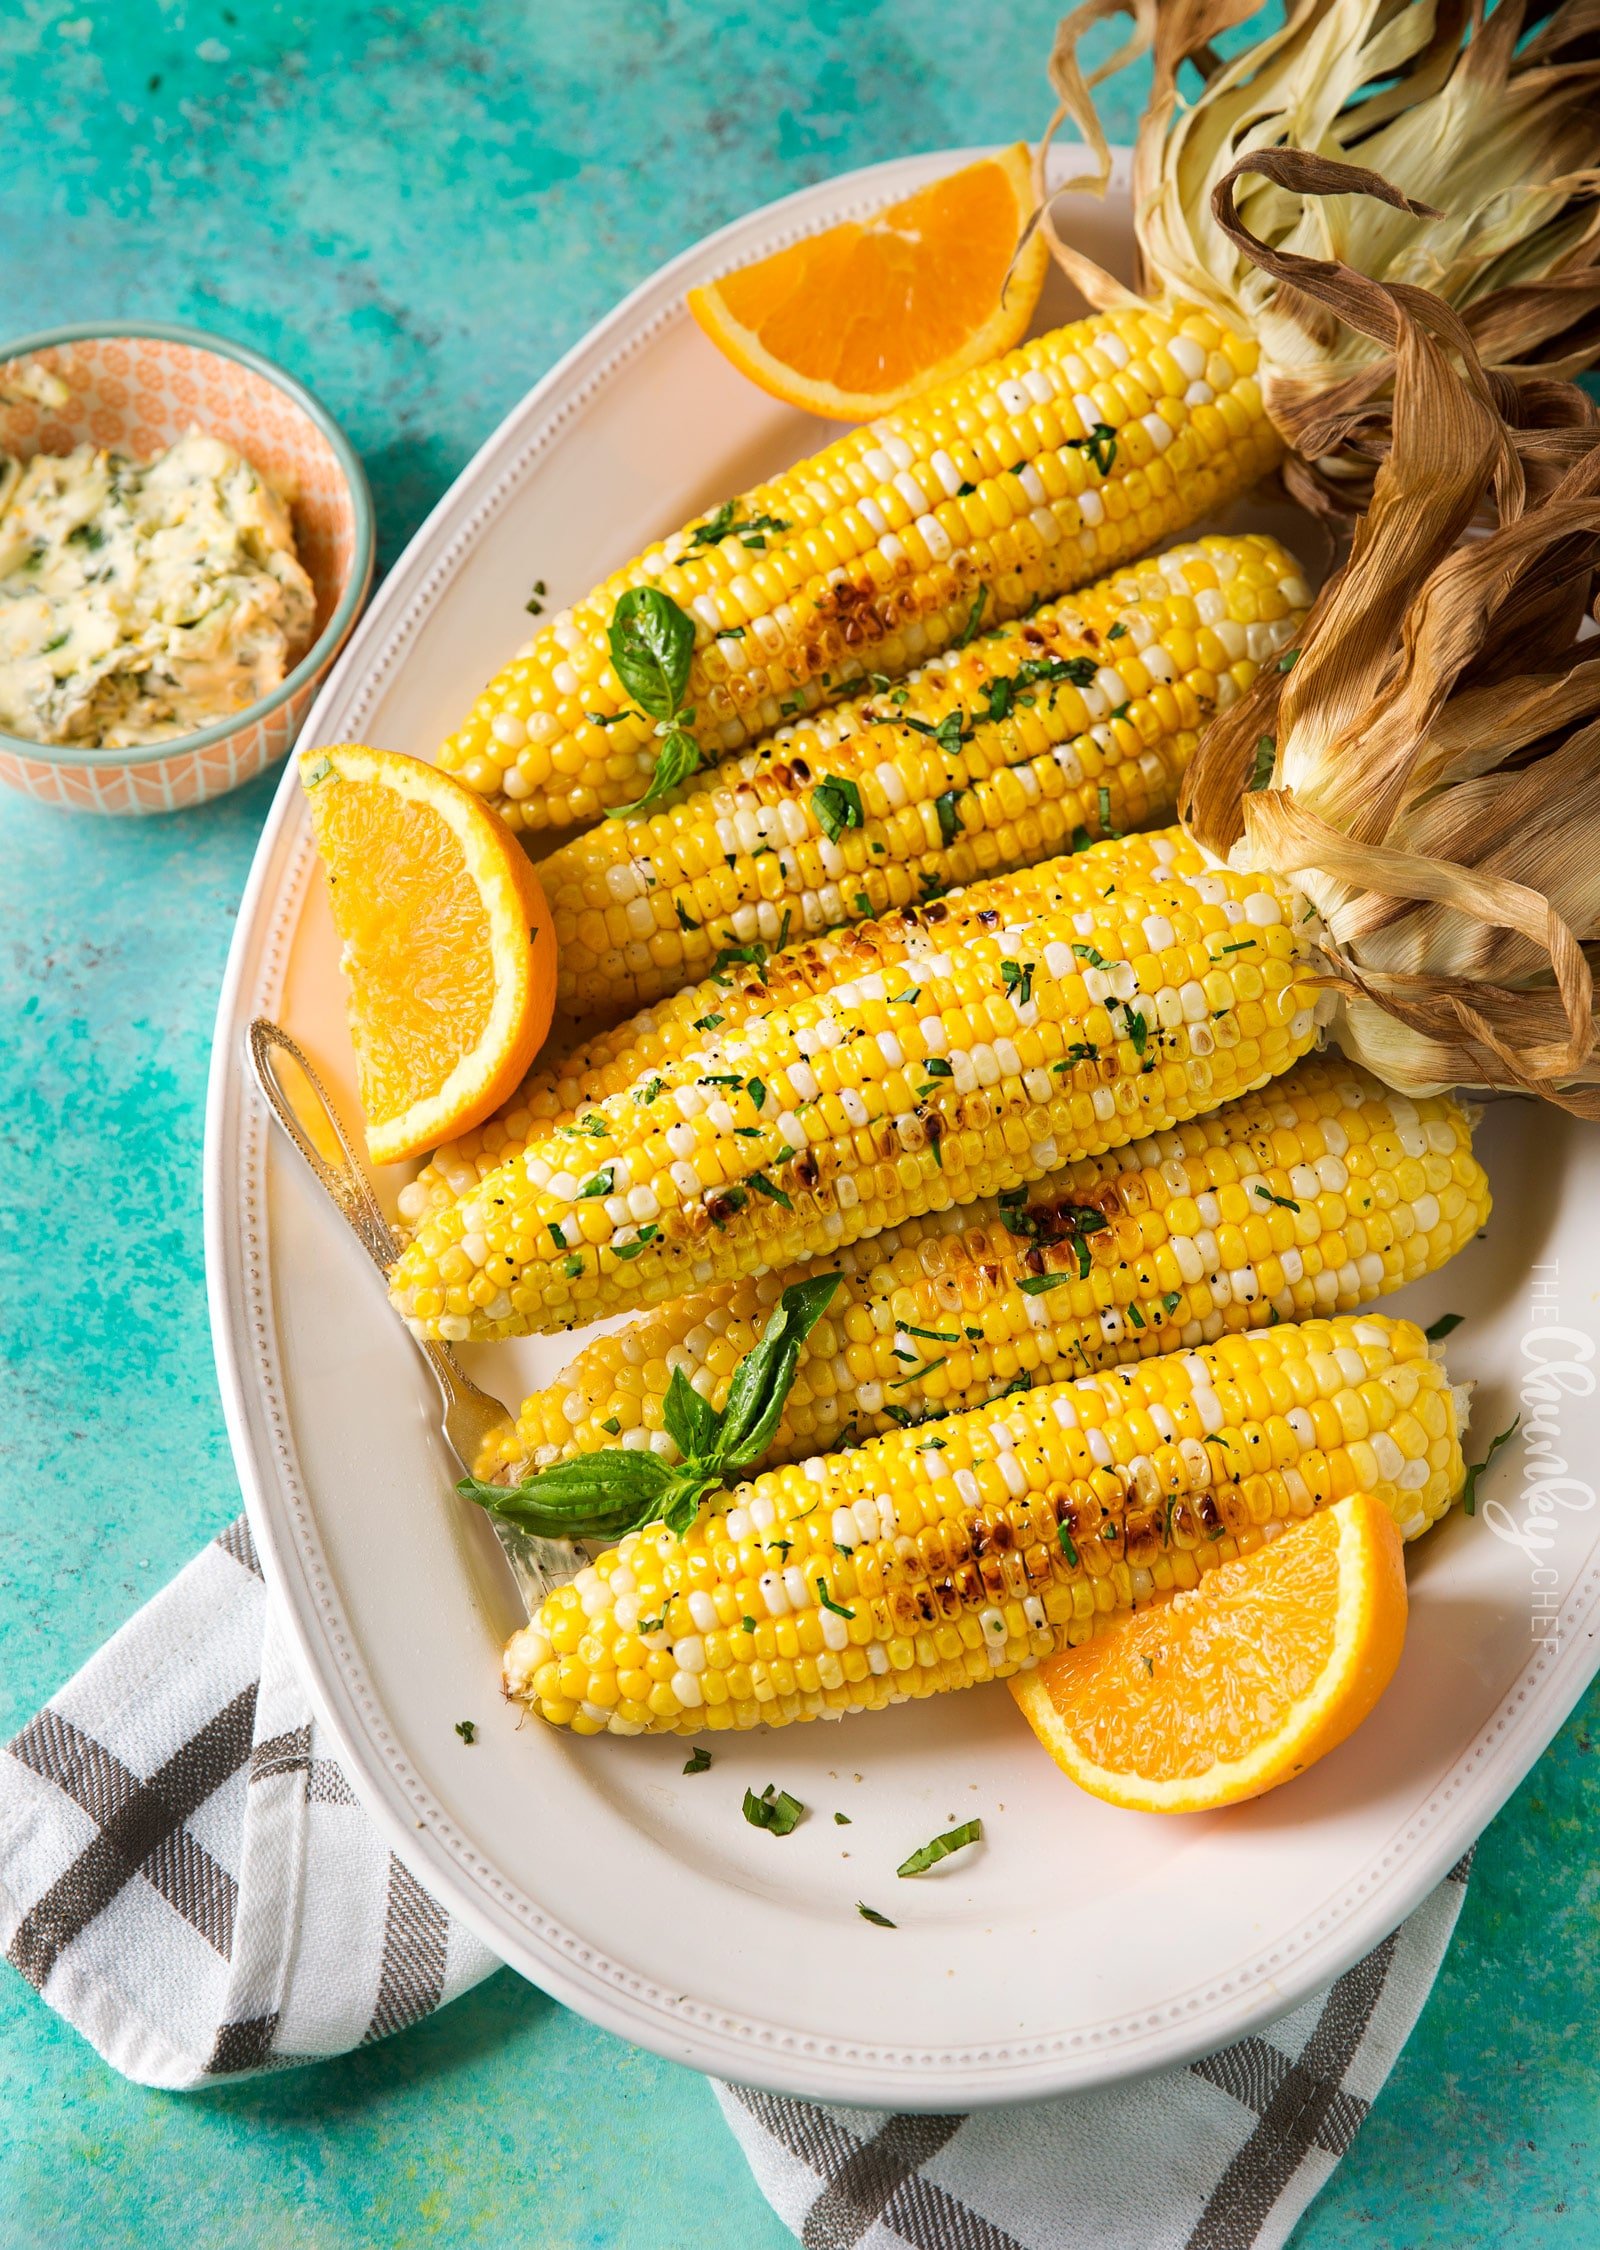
[313,780,497,1128]
[1011,1495,1408,1811]
[688,146,1049,418]
[714,160,1031,395]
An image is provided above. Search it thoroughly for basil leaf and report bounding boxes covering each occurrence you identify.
[1425,1312,1463,1341]
[607,586,695,720]
[1018,1272,1071,1295]
[663,1365,722,1462]
[811,774,864,842]
[1462,1416,1519,1516]
[607,727,702,819]
[743,1784,805,1836]
[716,1273,841,1470]
[457,1452,673,1541]
[857,1902,896,1927]
[897,1818,982,1877]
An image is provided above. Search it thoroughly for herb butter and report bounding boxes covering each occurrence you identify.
[0,431,316,748]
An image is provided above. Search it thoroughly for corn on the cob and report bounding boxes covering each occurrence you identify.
[474,1059,1487,1480]
[501,1314,1464,1736]
[438,306,1279,836]
[540,534,1310,1015]
[390,830,1323,1340]
[398,831,1211,1229]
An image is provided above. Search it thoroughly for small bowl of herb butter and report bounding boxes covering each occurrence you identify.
[0,321,373,815]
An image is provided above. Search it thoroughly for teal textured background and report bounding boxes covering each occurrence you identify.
[1,2,1596,2245]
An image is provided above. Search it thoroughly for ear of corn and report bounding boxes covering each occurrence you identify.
[398,831,1215,1229]
[540,534,1310,1015]
[501,1314,1464,1737]
[473,1058,1488,1480]
[389,830,1324,1340]
[437,306,1279,836]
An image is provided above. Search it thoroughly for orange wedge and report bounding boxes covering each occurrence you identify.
[298,743,556,1165]
[687,145,1050,420]
[1011,1495,1408,1813]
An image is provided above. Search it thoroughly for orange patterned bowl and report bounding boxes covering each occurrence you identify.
[0,322,374,815]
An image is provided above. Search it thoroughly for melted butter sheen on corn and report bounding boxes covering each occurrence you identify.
[501,1315,1464,1737]
[389,830,1324,1339]
[400,835,1197,1232]
[541,535,1309,1014]
[475,1059,1488,1479]
[438,307,1279,835]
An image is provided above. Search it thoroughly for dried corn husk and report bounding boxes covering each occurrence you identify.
[1035,0,1600,512]
[1181,247,1600,1114]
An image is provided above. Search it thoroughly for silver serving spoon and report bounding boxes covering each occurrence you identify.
[246,1017,569,1611]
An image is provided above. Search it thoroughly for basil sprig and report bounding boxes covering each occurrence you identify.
[605,586,703,818]
[458,1273,841,1543]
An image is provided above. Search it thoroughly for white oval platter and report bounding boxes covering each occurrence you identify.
[205,145,1600,2107]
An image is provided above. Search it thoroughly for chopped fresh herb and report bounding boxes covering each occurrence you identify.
[699,1072,743,1087]
[834,1811,852,1826]
[747,1077,768,1111]
[1108,702,1131,722]
[1126,1009,1148,1058]
[1058,1524,1080,1566]
[1072,942,1108,969]
[1278,647,1301,672]
[897,1818,982,1876]
[1107,620,1128,640]
[585,709,633,727]
[905,708,967,757]
[634,1075,666,1105]
[743,1783,805,1836]
[454,1720,477,1744]
[984,676,1015,723]
[563,1253,584,1279]
[1254,1186,1300,1212]
[1127,1302,1146,1330]
[675,901,700,932]
[857,1902,896,1927]
[715,949,769,985]
[956,585,990,646]
[1462,1418,1520,1515]
[741,1616,757,1633]
[683,1746,712,1774]
[855,891,871,914]
[693,1013,724,1032]
[1162,1291,1181,1316]
[1070,421,1119,475]
[717,623,746,639]
[1248,735,1276,791]
[1019,1272,1071,1296]
[934,787,966,847]
[922,1056,953,1078]
[689,501,792,550]
[816,1581,855,1620]
[891,1357,947,1387]
[776,909,792,951]
[903,1323,960,1343]
[1097,783,1117,837]
[579,1167,614,1198]
[812,774,864,841]
[301,755,332,786]
[600,1416,621,1435]
[748,1171,793,1209]
[612,1225,660,1260]
[1001,959,1035,1008]
[1218,939,1257,955]
[1425,1313,1464,1341]
[891,985,921,1006]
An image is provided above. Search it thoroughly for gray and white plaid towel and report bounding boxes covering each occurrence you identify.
[0,1515,1472,2249]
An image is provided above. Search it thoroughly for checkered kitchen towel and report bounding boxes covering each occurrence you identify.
[0,1516,1472,2248]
